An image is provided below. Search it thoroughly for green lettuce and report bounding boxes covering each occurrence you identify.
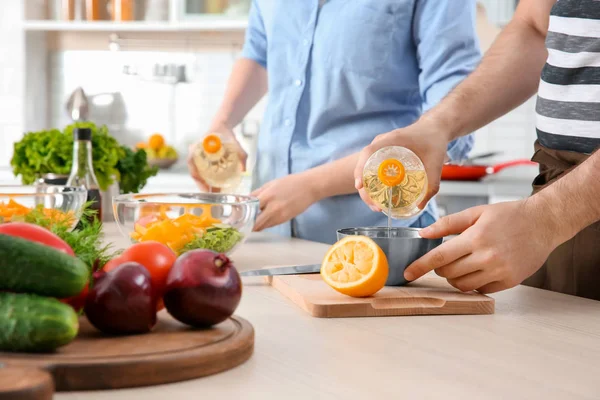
[180,226,244,255]
[11,122,157,193]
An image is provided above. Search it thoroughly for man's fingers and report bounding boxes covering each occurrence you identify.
[358,188,381,212]
[447,270,494,293]
[419,206,485,239]
[354,145,376,190]
[434,253,483,279]
[476,281,509,294]
[404,235,472,281]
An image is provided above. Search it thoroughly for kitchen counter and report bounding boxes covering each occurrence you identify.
[56,223,600,400]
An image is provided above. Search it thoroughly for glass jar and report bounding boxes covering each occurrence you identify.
[111,0,135,21]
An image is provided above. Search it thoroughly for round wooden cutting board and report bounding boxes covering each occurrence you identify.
[0,313,254,391]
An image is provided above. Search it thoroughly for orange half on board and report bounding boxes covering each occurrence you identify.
[320,236,389,297]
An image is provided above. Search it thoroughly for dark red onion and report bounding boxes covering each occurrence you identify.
[163,250,242,327]
[84,262,157,335]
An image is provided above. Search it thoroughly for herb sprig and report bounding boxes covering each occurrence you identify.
[24,203,116,271]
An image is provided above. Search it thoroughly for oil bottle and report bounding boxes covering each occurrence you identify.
[66,127,103,223]
[362,146,427,219]
[193,133,243,190]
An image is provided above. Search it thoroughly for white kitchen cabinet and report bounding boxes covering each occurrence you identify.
[24,0,249,32]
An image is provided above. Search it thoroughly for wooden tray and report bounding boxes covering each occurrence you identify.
[268,274,494,317]
[0,313,254,392]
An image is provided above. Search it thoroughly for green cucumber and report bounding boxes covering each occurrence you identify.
[0,234,89,298]
[0,292,79,352]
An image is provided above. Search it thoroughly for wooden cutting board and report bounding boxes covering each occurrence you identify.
[0,313,254,392]
[268,274,494,317]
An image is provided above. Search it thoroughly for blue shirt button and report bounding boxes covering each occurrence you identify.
[294,79,303,87]
[302,39,309,46]
[284,119,292,127]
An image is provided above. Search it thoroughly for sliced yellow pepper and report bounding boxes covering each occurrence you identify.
[130,203,223,252]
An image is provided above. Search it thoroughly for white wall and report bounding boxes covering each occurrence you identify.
[0,0,24,168]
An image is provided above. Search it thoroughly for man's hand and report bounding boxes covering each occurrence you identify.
[404,199,561,294]
[187,124,248,192]
[251,172,320,232]
[354,119,451,211]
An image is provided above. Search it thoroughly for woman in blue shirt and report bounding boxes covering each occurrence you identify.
[188,0,481,244]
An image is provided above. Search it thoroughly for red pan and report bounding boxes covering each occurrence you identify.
[441,159,537,181]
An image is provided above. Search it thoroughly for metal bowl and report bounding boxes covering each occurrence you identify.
[337,227,443,286]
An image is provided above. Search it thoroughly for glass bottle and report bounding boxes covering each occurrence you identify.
[362,146,427,219]
[85,0,104,20]
[193,133,243,191]
[67,127,103,223]
[111,0,135,21]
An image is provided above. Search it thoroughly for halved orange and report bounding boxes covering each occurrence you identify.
[321,236,388,297]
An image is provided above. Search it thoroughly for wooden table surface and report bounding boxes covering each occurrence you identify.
[56,223,600,400]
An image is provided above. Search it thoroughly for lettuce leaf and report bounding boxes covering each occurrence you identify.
[180,226,244,255]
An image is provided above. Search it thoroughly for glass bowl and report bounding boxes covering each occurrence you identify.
[113,193,259,255]
[0,185,88,230]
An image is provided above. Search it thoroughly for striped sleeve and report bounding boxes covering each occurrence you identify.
[534,0,600,154]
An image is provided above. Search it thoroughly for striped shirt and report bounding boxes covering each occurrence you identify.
[536,0,600,154]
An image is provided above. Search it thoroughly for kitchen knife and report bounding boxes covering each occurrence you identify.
[239,264,321,277]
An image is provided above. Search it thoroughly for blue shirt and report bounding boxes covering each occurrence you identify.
[243,0,481,244]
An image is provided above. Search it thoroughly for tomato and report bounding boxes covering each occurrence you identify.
[0,222,74,256]
[102,256,124,273]
[104,242,176,311]
[60,283,89,312]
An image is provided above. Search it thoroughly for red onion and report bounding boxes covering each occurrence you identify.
[163,250,242,327]
[84,262,157,335]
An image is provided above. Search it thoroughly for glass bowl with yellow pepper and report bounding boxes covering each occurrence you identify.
[112,193,259,255]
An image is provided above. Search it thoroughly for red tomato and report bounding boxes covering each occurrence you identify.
[60,283,89,312]
[0,222,74,256]
[102,256,124,273]
[103,242,176,311]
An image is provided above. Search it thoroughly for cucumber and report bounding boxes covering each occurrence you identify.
[0,234,89,298]
[0,292,79,352]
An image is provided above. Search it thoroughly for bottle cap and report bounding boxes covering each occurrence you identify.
[73,127,92,141]
[377,159,406,187]
[202,134,222,154]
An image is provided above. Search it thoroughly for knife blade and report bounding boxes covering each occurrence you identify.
[239,264,321,277]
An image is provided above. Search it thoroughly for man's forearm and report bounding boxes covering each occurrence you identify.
[210,58,268,130]
[422,1,552,140]
[530,150,600,246]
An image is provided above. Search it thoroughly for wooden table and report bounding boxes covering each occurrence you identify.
[57,224,600,400]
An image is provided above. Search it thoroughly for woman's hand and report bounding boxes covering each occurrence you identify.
[251,172,320,231]
[187,124,248,192]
